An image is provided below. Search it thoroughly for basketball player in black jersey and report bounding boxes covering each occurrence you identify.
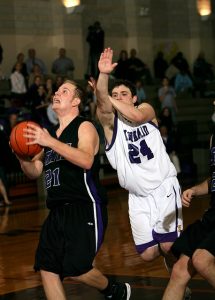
[162,130,215,300]
[16,80,131,300]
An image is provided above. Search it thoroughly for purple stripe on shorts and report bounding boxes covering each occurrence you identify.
[86,170,104,250]
[152,229,178,244]
[136,240,157,254]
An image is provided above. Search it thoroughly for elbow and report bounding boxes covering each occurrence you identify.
[83,157,94,170]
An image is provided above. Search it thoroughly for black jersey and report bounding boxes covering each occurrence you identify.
[44,116,107,209]
[210,131,215,207]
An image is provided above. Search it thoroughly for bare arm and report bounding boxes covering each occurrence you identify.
[18,151,44,180]
[108,97,157,124]
[96,48,118,127]
[24,122,99,170]
[182,178,210,207]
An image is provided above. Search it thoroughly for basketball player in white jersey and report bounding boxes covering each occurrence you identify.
[96,48,183,279]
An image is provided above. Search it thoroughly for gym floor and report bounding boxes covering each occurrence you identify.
[0,185,214,299]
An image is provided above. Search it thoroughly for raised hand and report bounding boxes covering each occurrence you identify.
[88,76,97,94]
[98,48,118,74]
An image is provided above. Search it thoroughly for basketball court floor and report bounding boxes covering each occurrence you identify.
[0,185,214,299]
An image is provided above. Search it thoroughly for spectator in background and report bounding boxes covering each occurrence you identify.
[53,75,64,93]
[171,51,190,75]
[153,51,168,81]
[0,43,3,64]
[27,75,43,109]
[158,107,174,134]
[4,107,20,137]
[165,63,180,87]
[114,50,129,80]
[174,70,193,95]
[26,48,47,75]
[135,79,146,105]
[127,48,152,84]
[86,21,104,78]
[0,128,12,206]
[12,53,28,85]
[44,77,54,103]
[158,77,178,126]
[160,124,181,175]
[10,62,27,107]
[31,84,50,128]
[0,108,21,206]
[193,51,214,97]
[52,48,75,79]
[28,64,45,87]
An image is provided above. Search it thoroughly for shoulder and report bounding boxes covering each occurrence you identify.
[77,118,97,133]
[138,102,155,111]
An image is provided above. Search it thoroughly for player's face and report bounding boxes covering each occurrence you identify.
[111,85,135,105]
[52,83,77,110]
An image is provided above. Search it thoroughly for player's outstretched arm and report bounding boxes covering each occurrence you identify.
[182,178,210,207]
[96,48,117,114]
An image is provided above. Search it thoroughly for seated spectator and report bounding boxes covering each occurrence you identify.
[12,52,28,84]
[158,106,174,133]
[174,70,193,95]
[0,128,12,206]
[153,51,168,81]
[27,75,43,109]
[171,51,190,74]
[158,77,178,125]
[193,51,214,97]
[4,107,20,137]
[47,103,58,126]
[25,48,47,75]
[31,84,50,128]
[127,48,152,84]
[0,109,21,191]
[165,63,180,86]
[0,43,3,65]
[135,79,146,104]
[160,124,181,174]
[44,77,54,103]
[114,50,129,80]
[28,64,45,87]
[52,48,75,79]
[53,75,64,93]
[10,62,27,107]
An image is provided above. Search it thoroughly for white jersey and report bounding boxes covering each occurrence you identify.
[105,113,176,196]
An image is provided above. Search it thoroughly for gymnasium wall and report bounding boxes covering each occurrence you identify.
[0,0,214,79]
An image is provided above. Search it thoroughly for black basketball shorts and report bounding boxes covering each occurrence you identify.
[172,207,215,258]
[34,201,108,279]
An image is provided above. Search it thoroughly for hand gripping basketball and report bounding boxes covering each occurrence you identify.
[10,121,43,159]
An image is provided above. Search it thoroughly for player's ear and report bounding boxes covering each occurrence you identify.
[132,95,138,104]
[72,97,81,107]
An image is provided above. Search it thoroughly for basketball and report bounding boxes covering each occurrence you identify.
[10,121,43,159]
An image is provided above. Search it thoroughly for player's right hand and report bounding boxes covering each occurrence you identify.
[98,48,118,74]
[182,188,195,207]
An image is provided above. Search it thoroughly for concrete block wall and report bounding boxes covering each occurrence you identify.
[0,0,214,80]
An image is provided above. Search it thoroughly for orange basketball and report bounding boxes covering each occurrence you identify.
[10,121,43,159]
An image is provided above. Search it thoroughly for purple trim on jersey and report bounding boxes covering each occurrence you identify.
[105,113,118,152]
[148,120,159,129]
[86,170,104,250]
